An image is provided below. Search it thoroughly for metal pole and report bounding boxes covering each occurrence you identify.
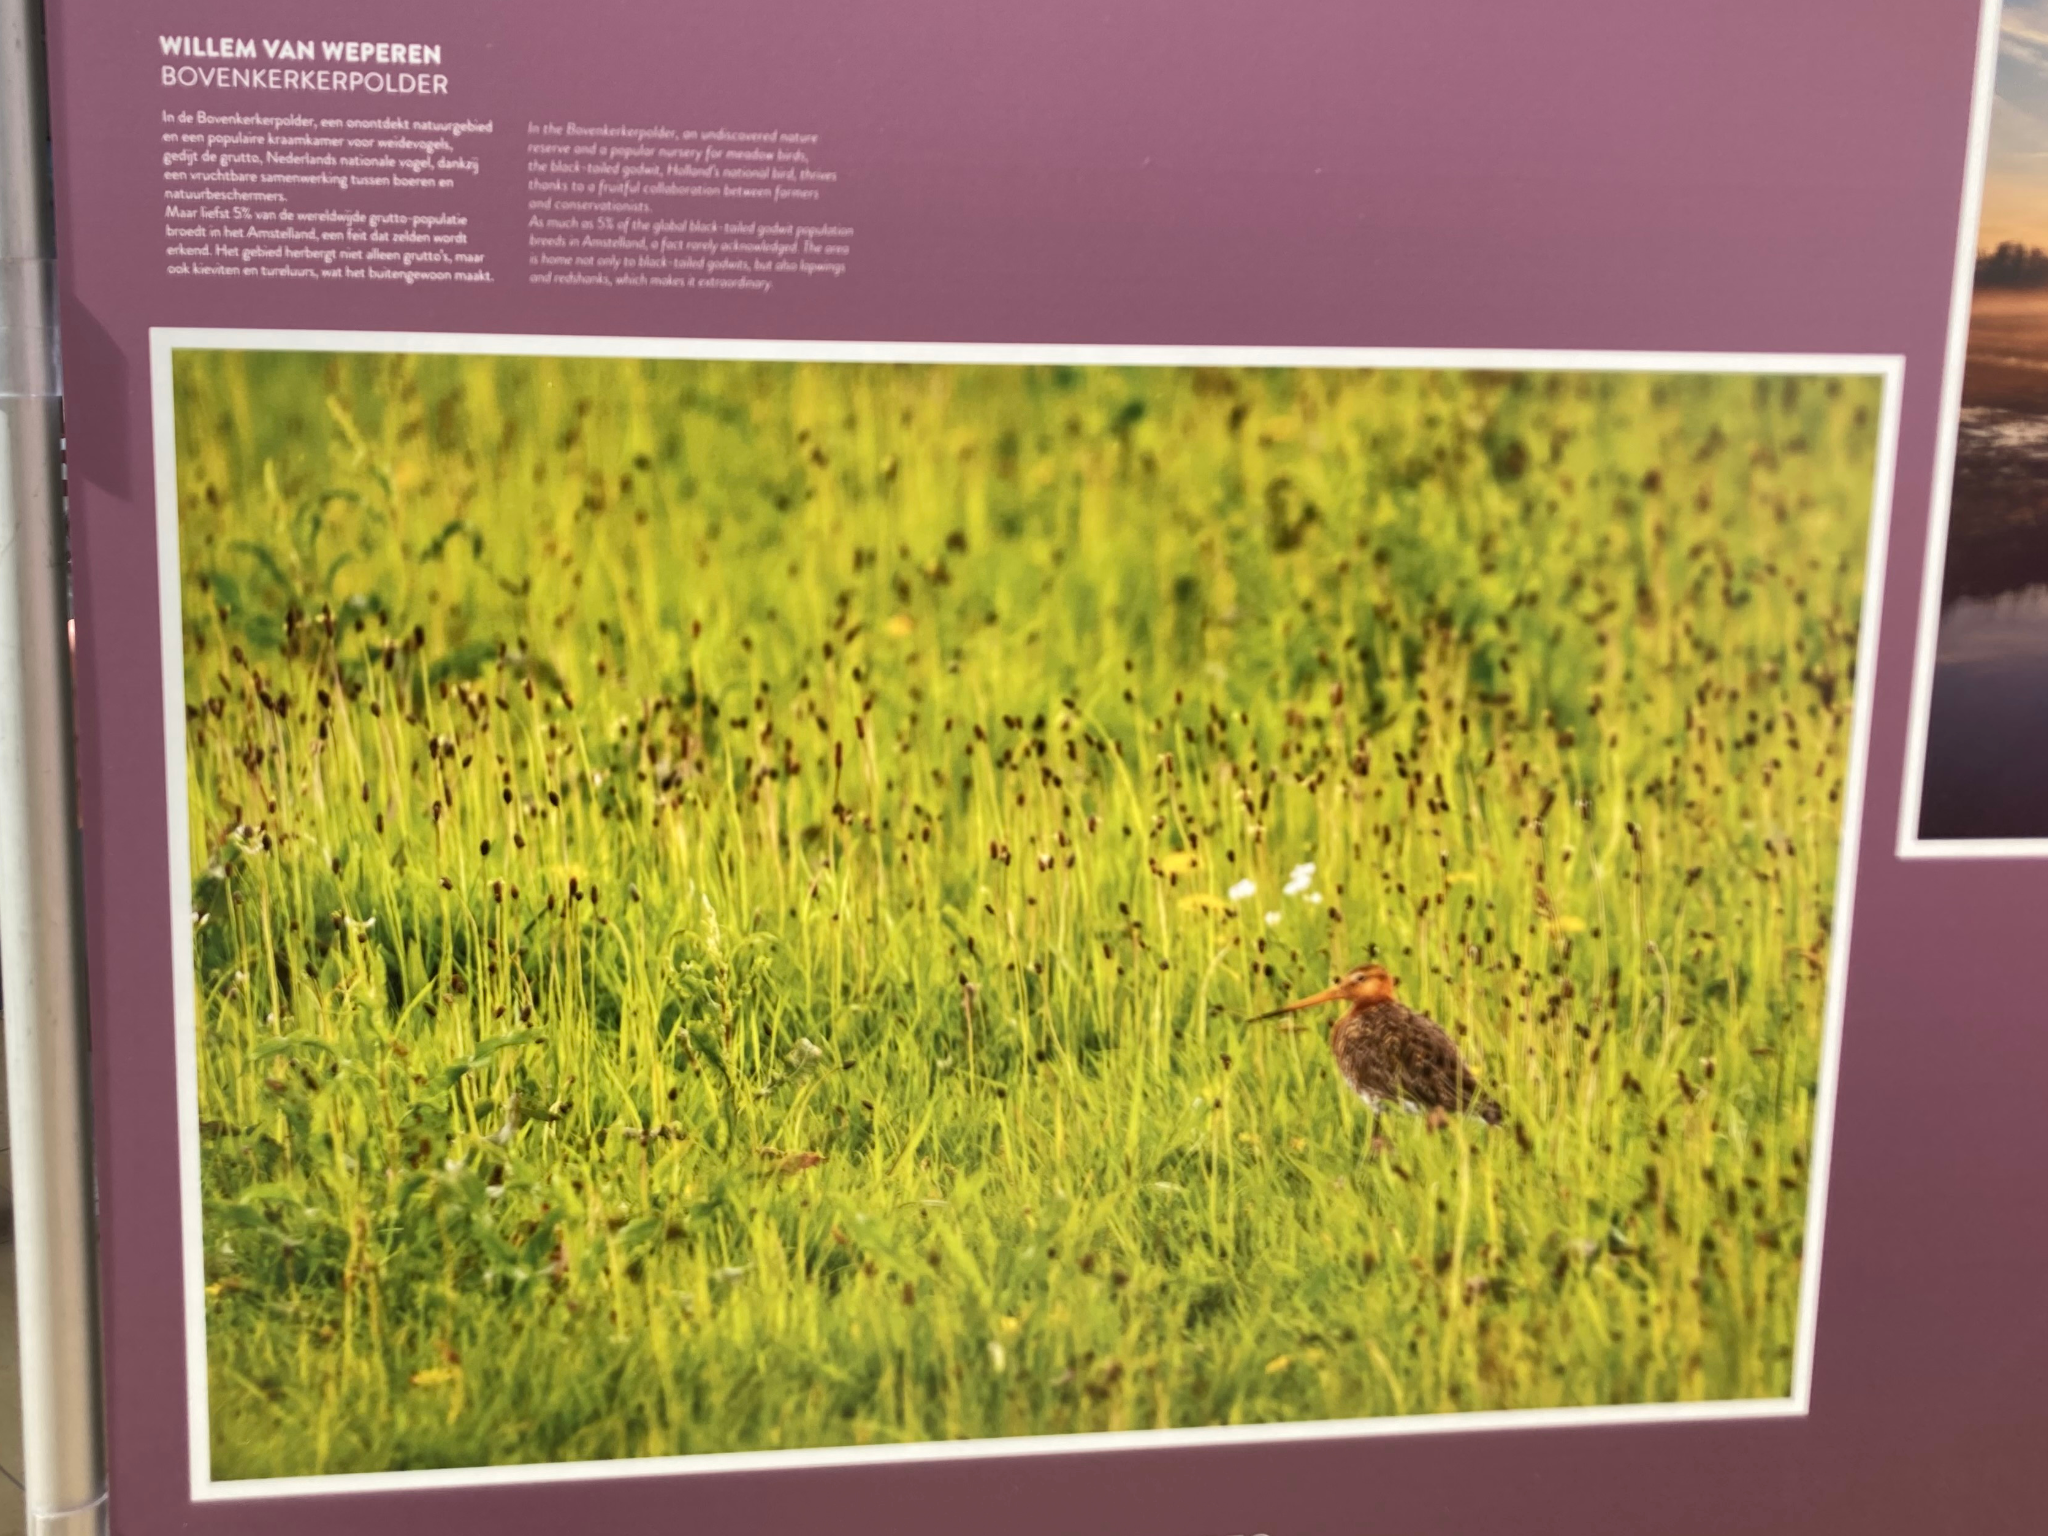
[0,0,107,1532]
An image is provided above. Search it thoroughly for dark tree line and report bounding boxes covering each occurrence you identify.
[1977,240,2048,288]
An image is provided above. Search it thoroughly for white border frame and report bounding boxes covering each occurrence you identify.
[148,328,1904,1503]
[1896,0,2034,858]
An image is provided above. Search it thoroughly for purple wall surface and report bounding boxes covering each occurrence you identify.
[39,2,2045,1533]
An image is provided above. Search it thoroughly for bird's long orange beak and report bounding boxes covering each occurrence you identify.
[1249,983,1348,1022]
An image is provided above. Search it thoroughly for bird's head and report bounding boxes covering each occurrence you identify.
[1250,963,1396,1020]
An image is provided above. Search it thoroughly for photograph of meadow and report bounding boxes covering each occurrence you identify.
[167,346,1882,1480]
[1916,2,2048,842]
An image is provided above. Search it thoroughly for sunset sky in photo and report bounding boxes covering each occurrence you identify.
[1979,5,2048,250]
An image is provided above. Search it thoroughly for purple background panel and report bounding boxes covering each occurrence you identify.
[40,1,2045,1532]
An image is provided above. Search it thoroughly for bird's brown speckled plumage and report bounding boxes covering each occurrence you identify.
[1255,964,1502,1124]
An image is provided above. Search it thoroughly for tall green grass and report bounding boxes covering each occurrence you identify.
[171,353,1878,1476]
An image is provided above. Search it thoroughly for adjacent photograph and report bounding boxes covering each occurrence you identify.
[1911,1,2048,848]
[162,344,1886,1482]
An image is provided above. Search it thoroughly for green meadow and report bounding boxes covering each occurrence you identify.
[170,352,1879,1476]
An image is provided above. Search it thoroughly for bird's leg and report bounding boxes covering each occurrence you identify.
[1361,1099,1393,1157]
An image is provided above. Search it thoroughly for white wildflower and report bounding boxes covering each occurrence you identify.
[1265,911,1282,926]
[1227,877,1257,902]
[1283,862,1316,897]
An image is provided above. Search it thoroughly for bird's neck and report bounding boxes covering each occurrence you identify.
[1332,998,1391,1044]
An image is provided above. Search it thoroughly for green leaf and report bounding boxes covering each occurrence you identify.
[520,1210,565,1269]
[473,1028,546,1060]
[251,1035,337,1062]
[616,1216,665,1256]
[231,540,296,599]
[428,638,500,686]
